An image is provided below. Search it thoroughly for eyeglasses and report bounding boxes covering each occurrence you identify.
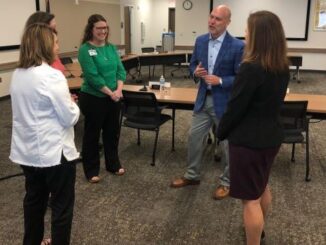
[94,26,108,31]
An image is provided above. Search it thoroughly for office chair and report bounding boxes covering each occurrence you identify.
[170,53,191,78]
[59,57,73,65]
[120,90,174,166]
[280,100,311,181]
[141,47,156,78]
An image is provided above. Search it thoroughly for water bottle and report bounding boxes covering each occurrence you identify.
[159,75,165,91]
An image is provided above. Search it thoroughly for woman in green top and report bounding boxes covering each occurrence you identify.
[78,14,126,183]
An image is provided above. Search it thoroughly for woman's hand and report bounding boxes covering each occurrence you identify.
[109,89,122,102]
[71,93,78,103]
[109,92,119,102]
[113,89,123,100]
[111,80,124,102]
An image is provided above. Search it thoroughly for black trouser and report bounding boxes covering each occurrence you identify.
[79,92,122,179]
[21,156,76,245]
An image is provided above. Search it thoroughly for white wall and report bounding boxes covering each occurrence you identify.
[287,0,326,70]
[213,0,309,39]
[120,0,175,53]
[0,0,46,97]
[151,0,175,47]
[175,0,209,45]
[1,0,325,97]
[175,0,326,70]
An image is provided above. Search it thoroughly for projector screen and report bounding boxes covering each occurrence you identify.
[0,0,39,50]
[211,0,311,40]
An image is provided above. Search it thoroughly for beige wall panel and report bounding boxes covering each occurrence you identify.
[52,0,121,53]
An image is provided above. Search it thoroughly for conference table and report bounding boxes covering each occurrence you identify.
[65,62,83,78]
[66,51,302,82]
[124,52,302,81]
[68,78,326,150]
[121,85,326,119]
[138,51,190,79]
[67,76,326,120]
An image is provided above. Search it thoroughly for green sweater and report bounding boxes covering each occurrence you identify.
[78,42,126,97]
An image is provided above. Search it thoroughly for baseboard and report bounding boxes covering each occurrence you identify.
[0,95,10,101]
[299,69,326,73]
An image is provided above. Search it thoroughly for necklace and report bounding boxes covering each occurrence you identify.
[89,41,108,61]
[97,47,108,61]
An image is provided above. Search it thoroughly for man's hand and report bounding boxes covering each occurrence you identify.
[204,75,221,86]
[194,62,208,78]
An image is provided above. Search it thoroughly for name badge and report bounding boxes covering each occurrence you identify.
[88,49,97,56]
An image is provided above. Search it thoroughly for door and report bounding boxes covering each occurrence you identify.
[168,8,175,33]
[124,6,131,54]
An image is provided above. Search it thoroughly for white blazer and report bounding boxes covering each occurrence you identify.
[10,63,80,167]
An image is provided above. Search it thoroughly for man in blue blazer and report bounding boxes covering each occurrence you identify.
[171,5,244,200]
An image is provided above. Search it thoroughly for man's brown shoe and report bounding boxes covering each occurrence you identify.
[213,185,230,200]
[170,177,200,188]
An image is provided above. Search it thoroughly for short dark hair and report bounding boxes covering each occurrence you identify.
[18,23,55,68]
[81,14,109,44]
[243,11,289,73]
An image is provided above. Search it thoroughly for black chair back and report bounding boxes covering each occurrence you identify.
[280,101,308,132]
[122,90,160,124]
[280,100,311,181]
[120,90,174,166]
[60,57,73,65]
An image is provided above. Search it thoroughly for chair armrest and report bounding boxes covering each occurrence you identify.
[158,105,168,111]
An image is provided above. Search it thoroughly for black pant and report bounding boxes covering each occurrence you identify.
[21,156,76,245]
[79,92,122,179]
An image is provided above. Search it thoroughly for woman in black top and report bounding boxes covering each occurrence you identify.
[217,11,289,245]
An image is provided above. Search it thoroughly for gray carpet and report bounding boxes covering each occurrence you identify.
[0,68,326,245]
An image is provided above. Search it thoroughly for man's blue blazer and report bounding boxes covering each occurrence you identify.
[189,32,244,118]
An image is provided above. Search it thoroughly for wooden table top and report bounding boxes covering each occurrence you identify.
[67,80,326,115]
[123,85,326,115]
[285,93,326,114]
[123,85,197,104]
[65,63,82,77]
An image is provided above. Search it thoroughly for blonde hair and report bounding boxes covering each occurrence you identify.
[243,11,289,73]
[18,23,55,68]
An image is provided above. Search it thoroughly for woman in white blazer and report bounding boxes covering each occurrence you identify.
[10,23,80,245]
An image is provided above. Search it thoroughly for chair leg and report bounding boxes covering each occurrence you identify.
[137,66,142,80]
[305,132,311,182]
[148,66,151,80]
[151,129,160,166]
[291,143,296,162]
[172,109,175,151]
[137,129,141,145]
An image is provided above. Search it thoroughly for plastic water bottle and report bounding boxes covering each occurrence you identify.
[159,75,165,91]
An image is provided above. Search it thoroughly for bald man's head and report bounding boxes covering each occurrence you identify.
[208,5,231,39]
[215,5,231,20]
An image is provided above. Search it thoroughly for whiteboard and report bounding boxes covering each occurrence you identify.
[0,0,39,50]
[212,0,311,40]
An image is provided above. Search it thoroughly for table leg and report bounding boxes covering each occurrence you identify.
[172,108,175,151]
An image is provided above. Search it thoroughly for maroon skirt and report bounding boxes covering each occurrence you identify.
[229,144,280,200]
